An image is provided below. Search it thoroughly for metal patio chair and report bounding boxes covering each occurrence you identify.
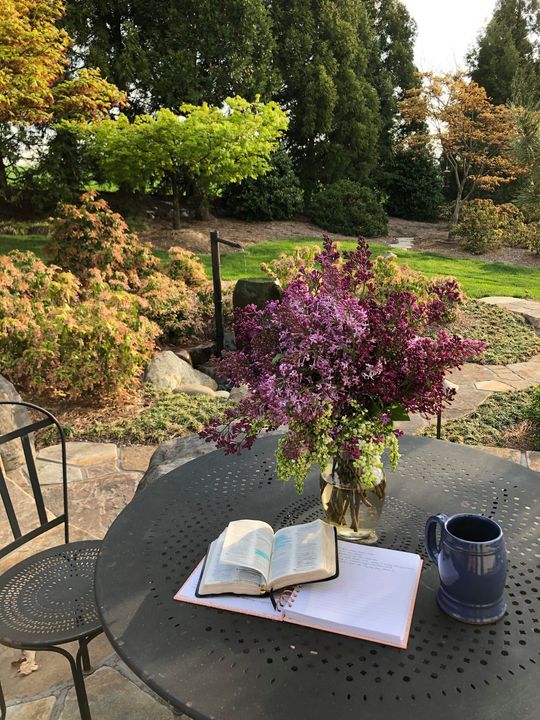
[0,401,102,720]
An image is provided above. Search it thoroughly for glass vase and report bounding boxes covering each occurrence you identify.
[319,459,386,544]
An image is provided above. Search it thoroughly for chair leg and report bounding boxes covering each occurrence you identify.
[47,645,92,720]
[78,638,93,675]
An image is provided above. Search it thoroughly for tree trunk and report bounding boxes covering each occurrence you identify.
[193,184,210,221]
[171,174,182,230]
[449,183,465,237]
[0,157,9,199]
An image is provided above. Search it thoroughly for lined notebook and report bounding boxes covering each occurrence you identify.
[175,541,422,649]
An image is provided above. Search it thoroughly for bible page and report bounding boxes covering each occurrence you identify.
[268,519,330,588]
[174,558,283,620]
[220,520,274,583]
[200,531,264,593]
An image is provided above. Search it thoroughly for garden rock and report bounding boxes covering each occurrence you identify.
[175,349,192,366]
[137,428,287,493]
[0,375,33,472]
[224,331,236,351]
[137,434,216,492]
[229,385,249,403]
[185,342,215,367]
[214,390,231,399]
[145,351,217,391]
[173,384,217,396]
[232,278,282,310]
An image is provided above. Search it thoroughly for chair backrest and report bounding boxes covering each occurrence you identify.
[0,401,69,559]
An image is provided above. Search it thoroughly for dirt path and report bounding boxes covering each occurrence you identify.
[141,214,540,268]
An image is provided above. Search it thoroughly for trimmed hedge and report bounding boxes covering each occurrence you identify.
[309,180,388,237]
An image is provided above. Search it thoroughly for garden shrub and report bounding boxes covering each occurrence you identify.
[166,246,208,287]
[455,200,528,253]
[220,147,304,221]
[139,272,204,342]
[524,221,540,253]
[46,191,158,289]
[309,181,388,237]
[383,150,443,222]
[369,254,462,324]
[526,385,540,438]
[0,251,159,399]
[261,245,322,287]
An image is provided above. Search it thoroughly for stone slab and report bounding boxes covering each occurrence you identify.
[0,634,114,704]
[42,472,142,539]
[118,445,157,473]
[0,524,96,576]
[30,460,83,485]
[478,446,523,464]
[5,696,56,720]
[505,379,538,390]
[0,477,55,548]
[446,364,496,384]
[475,380,515,392]
[526,451,540,472]
[38,443,118,467]
[58,667,172,720]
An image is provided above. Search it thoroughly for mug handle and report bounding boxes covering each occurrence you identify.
[425,513,448,564]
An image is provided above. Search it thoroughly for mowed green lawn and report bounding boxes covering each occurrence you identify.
[198,238,540,299]
[2,233,539,299]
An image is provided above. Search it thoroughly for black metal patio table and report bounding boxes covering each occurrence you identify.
[94,435,540,720]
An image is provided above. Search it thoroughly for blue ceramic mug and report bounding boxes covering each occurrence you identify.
[424,513,507,624]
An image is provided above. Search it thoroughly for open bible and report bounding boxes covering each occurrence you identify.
[176,541,422,648]
[196,518,338,596]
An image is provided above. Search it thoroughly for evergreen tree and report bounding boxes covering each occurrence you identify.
[469,0,539,105]
[64,0,278,111]
[365,0,418,167]
[272,0,380,193]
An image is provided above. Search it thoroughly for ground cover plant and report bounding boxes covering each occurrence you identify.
[423,387,540,452]
[53,388,232,445]
[450,300,540,365]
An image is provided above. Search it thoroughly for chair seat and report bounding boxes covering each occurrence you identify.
[0,540,102,648]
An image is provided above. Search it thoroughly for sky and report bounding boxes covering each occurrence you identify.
[403,0,498,72]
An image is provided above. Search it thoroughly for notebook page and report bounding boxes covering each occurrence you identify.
[174,559,283,621]
[284,542,422,648]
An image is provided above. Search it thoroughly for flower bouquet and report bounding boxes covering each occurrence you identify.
[202,237,485,541]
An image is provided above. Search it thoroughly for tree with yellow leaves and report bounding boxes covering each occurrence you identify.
[399,72,525,225]
[0,0,125,198]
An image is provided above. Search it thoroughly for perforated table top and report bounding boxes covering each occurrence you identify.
[95,435,540,720]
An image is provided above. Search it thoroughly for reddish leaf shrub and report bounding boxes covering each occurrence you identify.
[139,272,204,342]
[0,251,159,399]
[166,246,208,287]
[46,191,158,290]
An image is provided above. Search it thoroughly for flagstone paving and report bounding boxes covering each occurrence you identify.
[3,307,540,716]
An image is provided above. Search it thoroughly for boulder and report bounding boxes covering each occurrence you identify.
[175,349,192,366]
[137,434,216,492]
[214,390,230,399]
[0,375,33,472]
[185,342,215,367]
[232,279,282,311]
[229,385,249,403]
[174,384,217,397]
[137,428,287,493]
[145,351,217,391]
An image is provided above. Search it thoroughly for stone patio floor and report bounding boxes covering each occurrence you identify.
[3,297,540,717]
